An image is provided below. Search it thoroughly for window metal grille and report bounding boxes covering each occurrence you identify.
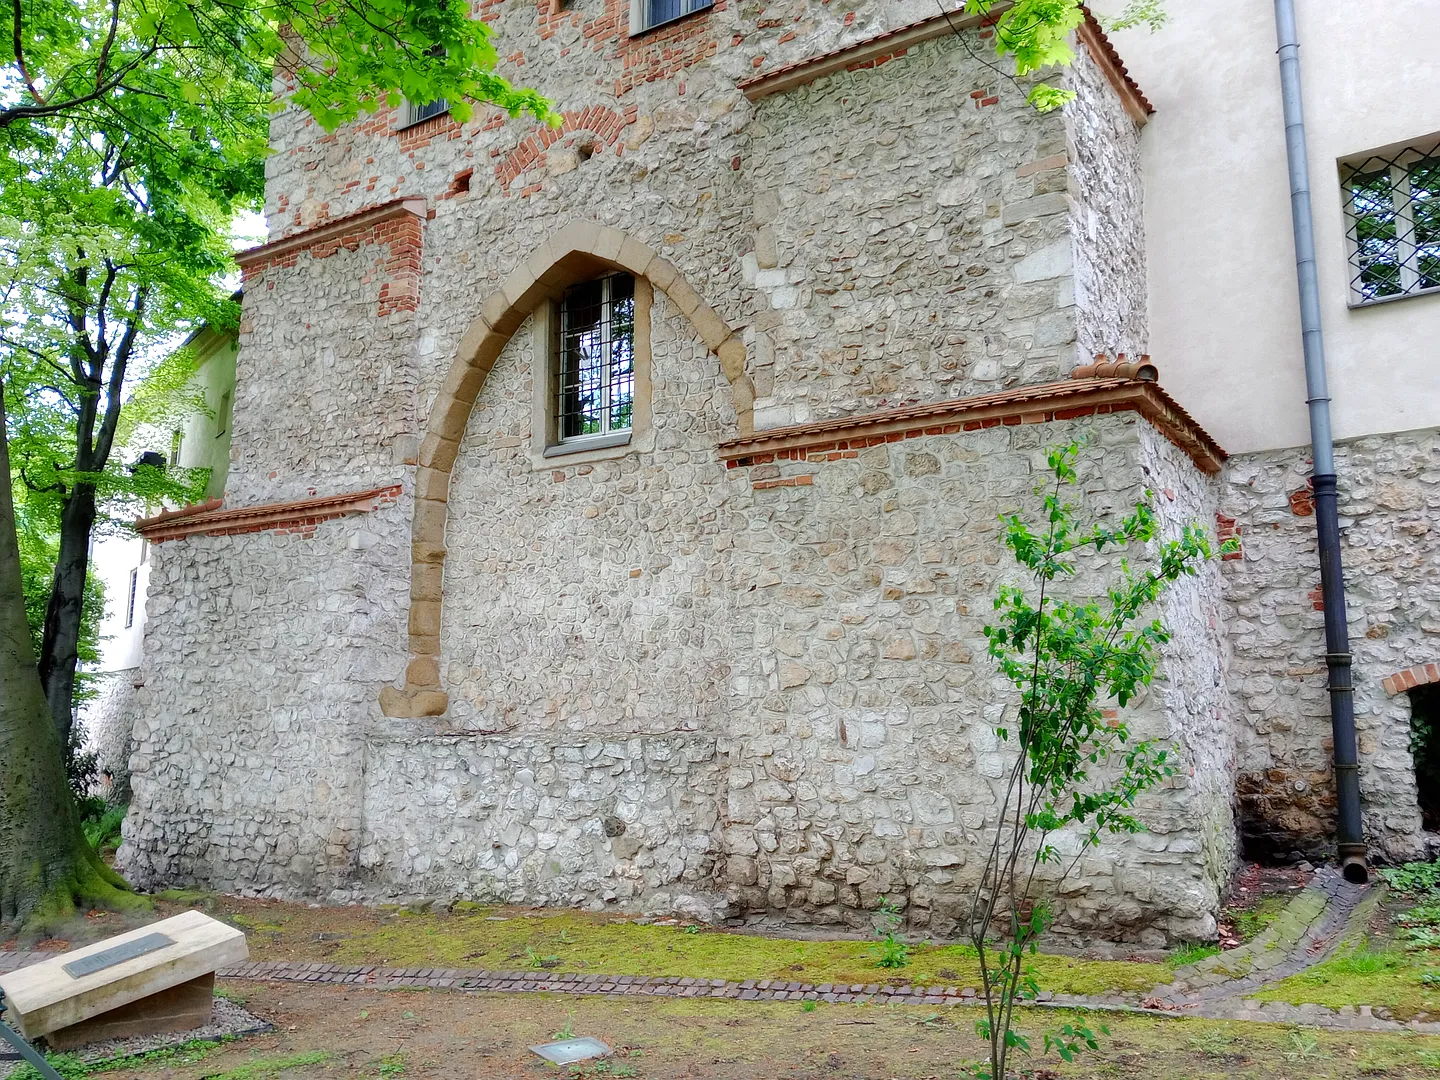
[558,273,635,441]
[1343,139,1440,304]
[640,0,711,32]
[404,98,449,126]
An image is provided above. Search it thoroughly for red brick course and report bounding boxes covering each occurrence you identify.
[718,377,1227,476]
[1215,513,1242,561]
[1382,663,1440,697]
[235,200,426,319]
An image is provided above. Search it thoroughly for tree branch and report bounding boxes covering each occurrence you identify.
[11,0,47,105]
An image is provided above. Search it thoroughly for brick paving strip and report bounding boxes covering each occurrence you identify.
[2,870,1434,1036]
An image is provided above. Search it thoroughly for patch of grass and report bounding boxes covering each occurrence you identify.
[249,905,1168,995]
[376,1054,406,1079]
[1166,942,1221,968]
[8,1054,91,1080]
[1281,1029,1328,1062]
[91,1038,238,1073]
[871,896,909,969]
[154,888,217,907]
[228,913,286,933]
[449,901,492,916]
[198,1051,330,1080]
[1251,948,1440,1019]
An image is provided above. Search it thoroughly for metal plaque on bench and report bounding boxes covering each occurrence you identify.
[62,934,174,979]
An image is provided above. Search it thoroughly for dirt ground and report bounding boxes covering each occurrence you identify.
[83,981,1440,1080]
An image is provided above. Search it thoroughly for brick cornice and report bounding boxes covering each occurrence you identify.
[234,198,427,273]
[717,378,1227,475]
[136,485,402,542]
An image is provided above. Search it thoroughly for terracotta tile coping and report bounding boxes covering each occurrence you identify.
[1075,7,1153,123]
[737,3,1152,124]
[135,485,402,543]
[717,377,1227,475]
[234,198,427,271]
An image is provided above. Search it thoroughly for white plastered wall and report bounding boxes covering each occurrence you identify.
[1098,0,1440,454]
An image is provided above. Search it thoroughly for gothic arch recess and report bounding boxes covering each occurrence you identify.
[379,221,754,718]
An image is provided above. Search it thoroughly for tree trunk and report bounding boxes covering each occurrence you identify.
[37,484,98,749]
[0,385,145,933]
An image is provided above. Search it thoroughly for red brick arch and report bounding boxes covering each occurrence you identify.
[378,220,752,718]
[1383,664,1440,697]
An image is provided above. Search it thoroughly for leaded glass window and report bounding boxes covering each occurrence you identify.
[558,273,635,441]
[1343,142,1440,304]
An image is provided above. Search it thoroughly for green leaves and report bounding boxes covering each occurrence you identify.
[968,439,1215,1080]
[963,0,1084,112]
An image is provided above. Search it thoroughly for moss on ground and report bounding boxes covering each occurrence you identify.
[168,896,1170,996]
[1251,949,1440,1020]
[1233,894,1292,942]
[236,902,1168,994]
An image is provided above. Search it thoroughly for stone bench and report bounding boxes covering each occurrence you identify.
[0,911,248,1049]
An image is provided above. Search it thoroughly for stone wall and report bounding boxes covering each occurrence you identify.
[120,501,412,895]
[1221,430,1440,864]
[1065,43,1147,363]
[742,42,1072,427]
[118,6,1230,941]
[81,672,140,804]
[716,415,1228,944]
[358,726,725,912]
[230,242,420,506]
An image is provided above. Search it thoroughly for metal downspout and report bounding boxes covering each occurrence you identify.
[1272,0,1367,883]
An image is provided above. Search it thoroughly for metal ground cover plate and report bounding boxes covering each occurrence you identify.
[528,1037,612,1065]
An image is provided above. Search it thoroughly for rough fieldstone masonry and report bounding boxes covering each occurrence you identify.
[115,2,1428,945]
[1221,430,1440,865]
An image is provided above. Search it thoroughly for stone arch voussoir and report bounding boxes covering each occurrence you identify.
[379,221,752,718]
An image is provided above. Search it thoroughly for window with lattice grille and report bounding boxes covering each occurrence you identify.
[1342,138,1440,304]
[557,273,636,442]
[634,0,712,32]
[401,98,449,127]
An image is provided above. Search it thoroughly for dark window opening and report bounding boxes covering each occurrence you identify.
[558,273,635,441]
[1410,683,1440,830]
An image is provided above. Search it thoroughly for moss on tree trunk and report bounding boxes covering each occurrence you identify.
[0,384,149,933]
